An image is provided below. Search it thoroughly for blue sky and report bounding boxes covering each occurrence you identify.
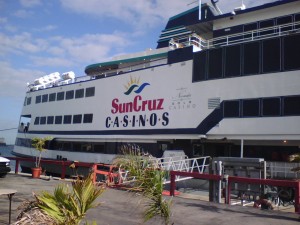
[0,0,276,144]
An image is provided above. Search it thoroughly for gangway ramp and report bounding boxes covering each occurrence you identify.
[150,155,210,184]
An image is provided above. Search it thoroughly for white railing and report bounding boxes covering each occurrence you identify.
[118,155,211,184]
[170,21,300,51]
[267,161,300,179]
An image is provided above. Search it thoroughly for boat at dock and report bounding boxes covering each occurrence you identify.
[12,0,300,175]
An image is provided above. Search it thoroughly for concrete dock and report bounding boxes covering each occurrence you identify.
[0,173,299,225]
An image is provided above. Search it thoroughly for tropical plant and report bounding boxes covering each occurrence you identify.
[31,136,52,168]
[15,173,104,225]
[113,145,172,225]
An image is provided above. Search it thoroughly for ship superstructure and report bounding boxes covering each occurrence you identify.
[13,0,300,173]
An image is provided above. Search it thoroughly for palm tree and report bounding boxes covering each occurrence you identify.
[113,146,172,225]
[14,173,104,225]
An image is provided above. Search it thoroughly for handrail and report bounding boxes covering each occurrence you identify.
[170,21,300,50]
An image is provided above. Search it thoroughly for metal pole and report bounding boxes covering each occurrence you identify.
[240,139,244,158]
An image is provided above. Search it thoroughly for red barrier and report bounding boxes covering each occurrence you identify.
[92,164,120,185]
[169,170,300,213]
[6,157,94,179]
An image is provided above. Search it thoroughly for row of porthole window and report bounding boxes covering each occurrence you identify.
[34,113,93,125]
[25,87,95,106]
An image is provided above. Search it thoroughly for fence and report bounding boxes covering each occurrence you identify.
[169,170,300,213]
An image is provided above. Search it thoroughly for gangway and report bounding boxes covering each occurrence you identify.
[118,155,211,185]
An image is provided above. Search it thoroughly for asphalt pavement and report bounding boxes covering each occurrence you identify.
[0,173,299,225]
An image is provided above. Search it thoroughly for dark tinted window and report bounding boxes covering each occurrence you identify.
[262,98,280,116]
[223,101,240,118]
[277,15,293,32]
[259,19,275,36]
[283,34,300,70]
[26,97,31,105]
[49,93,56,102]
[73,114,82,124]
[57,92,65,101]
[47,116,54,124]
[262,38,280,73]
[86,87,95,97]
[243,41,260,75]
[242,99,260,117]
[94,144,105,153]
[36,95,41,104]
[34,117,40,125]
[40,116,46,125]
[225,45,241,77]
[208,48,223,79]
[283,96,300,116]
[42,94,48,103]
[75,89,84,98]
[244,22,258,39]
[193,51,207,82]
[83,114,93,123]
[66,90,74,100]
[63,115,72,124]
[55,116,63,124]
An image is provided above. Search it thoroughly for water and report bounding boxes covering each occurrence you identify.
[0,145,18,171]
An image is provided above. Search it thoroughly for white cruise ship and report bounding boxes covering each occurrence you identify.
[13,0,300,174]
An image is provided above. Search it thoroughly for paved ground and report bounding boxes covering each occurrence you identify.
[0,173,299,225]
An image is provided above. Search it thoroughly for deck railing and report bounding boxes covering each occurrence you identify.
[170,21,300,51]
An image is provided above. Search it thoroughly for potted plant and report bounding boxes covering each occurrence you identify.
[31,136,52,178]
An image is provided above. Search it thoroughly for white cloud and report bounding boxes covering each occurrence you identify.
[33,25,57,32]
[0,61,42,98]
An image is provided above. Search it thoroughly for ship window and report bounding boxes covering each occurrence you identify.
[243,22,258,39]
[223,100,240,118]
[86,87,95,97]
[208,48,223,79]
[55,116,63,124]
[294,14,300,29]
[49,93,56,102]
[26,97,31,105]
[36,95,41,104]
[243,41,260,75]
[242,99,260,117]
[73,114,82,124]
[40,116,46,125]
[75,89,84,99]
[225,44,241,77]
[259,19,275,36]
[42,94,48,103]
[34,117,40,125]
[62,142,71,151]
[57,91,65,101]
[66,90,74,100]
[193,50,207,82]
[283,96,300,116]
[283,34,300,70]
[277,15,293,32]
[83,114,93,123]
[63,115,72,124]
[262,98,280,116]
[82,143,92,152]
[73,143,82,151]
[262,38,280,73]
[94,144,105,153]
[47,116,54,124]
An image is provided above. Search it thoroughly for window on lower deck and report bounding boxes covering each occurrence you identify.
[223,100,240,118]
[83,114,93,123]
[63,115,72,124]
[262,98,281,116]
[242,99,260,117]
[55,116,63,124]
[73,114,82,124]
[34,117,40,125]
[283,96,300,116]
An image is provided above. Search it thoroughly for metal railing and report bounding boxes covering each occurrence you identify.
[170,21,300,51]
